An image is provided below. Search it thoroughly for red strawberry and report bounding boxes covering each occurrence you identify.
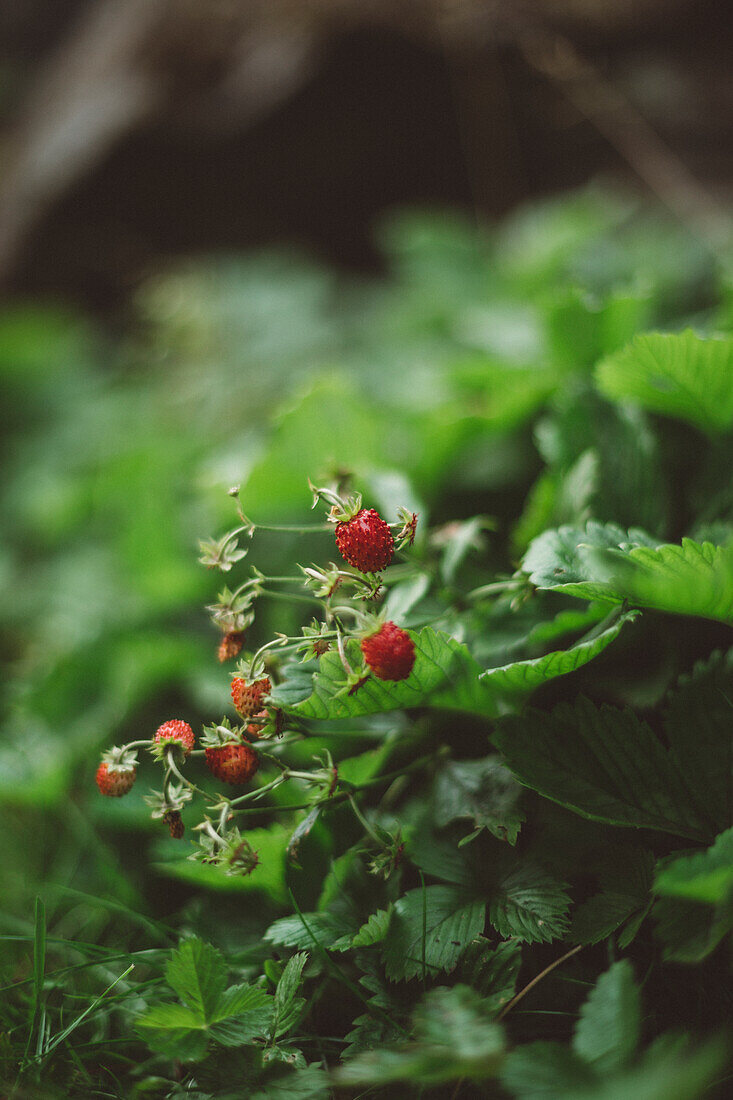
[231,676,271,718]
[154,719,195,755]
[205,743,259,785]
[96,761,136,797]
[335,508,394,573]
[218,630,246,663]
[361,621,415,681]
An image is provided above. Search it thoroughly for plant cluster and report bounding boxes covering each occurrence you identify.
[2,188,732,1098]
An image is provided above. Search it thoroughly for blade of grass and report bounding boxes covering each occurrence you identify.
[20,897,46,1068]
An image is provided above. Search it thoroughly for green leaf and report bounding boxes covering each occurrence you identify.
[277,616,633,724]
[662,648,733,835]
[571,1035,728,1100]
[351,907,392,947]
[652,894,733,963]
[596,330,733,434]
[494,697,710,841]
[334,985,505,1088]
[502,1042,595,1098]
[480,609,639,697]
[136,1003,211,1059]
[573,961,640,1074]
[382,885,486,981]
[458,937,522,1013]
[604,540,733,624]
[655,827,733,905]
[525,522,733,624]
[165,938,227,1022]
[434,756,525,844]
[264,911,356,952]
[489,864,570,943]
[571,894,647,947]
[271,952,308,1040]
[522,521,660,600]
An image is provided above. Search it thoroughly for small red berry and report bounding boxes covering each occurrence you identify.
[154,719,195,755]
[335,508,394,573]
[218,630,246,663]
[231,677,271,718]
[205,743,259,785]
[96,762,137,797]
[361,621,415,681]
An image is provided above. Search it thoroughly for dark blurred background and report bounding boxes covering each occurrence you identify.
[1,0,730,316]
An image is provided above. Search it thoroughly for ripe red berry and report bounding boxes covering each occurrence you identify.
[335,508,394,573]
[96,761,137,797]
[218,630,246,663]
[205,743,259,785]
[154,719,195,755]
[231,676,271,718]
[361,621,415,681]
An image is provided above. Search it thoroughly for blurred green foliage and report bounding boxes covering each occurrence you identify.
[0,184,731,1097]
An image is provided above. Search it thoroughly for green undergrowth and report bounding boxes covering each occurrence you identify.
[1,186,733,1098]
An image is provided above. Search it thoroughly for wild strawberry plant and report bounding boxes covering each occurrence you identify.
[87,324,733,1099]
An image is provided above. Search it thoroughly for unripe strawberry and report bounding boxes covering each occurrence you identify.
[231,676,271,718]
[205,742,259,785]
[361,621,415,681]
[335,508,394,573]
[154,719,195,755]
[96,761,137,797]
[218,630,246,663]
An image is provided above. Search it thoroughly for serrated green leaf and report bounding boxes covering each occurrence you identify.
[596,330,733,434]
[351,907,392,947]
[434,756,524,844]
[573,961,640,1073]
[494,697,710,841]
[606,540,733,624]
[480,609,638,696]
[137,1003,206,1032]
[522,521,661,599]
[214,983,272,1023]
[165,939,227,1023]
[382,885,486,981]
[458,937,521,1012]
[524,523,733,623]
[271,952,308,1039]
[489,864,570,943]
[136,1003,211,1060]
[264,911,355,952]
